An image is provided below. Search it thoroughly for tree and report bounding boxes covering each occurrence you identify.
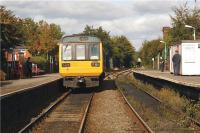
[139,3,200,68]
[82,25,136,68]
[0,6,64,75]
[139,39,163,67]
[83,25,112,68]
[48,23,63,55]
[170,3,200,42]
[20,19,63,55]
[19,18,40,54]
[0,6,24,50]
[0,6,25,72]
[111,36,135,67]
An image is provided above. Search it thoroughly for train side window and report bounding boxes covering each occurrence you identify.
[76,44,86,60]
[89,44,99,60]
[62,44,72,60]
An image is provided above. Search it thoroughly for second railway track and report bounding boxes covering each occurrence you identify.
[119,87,154,133]
[126,71,200,128]
[107,70,153,133]
[116,71,200,132]
[19,88,94,133]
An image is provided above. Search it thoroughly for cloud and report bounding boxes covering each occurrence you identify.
[2,1,134,20]
[131,0,175,15]
[1,0,199,51]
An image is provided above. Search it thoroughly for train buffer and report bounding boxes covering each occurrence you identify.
[0,73,62,98]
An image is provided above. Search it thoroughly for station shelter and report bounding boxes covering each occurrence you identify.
[170,40,200,75]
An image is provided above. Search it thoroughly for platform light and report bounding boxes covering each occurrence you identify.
[185,24,196,40]
[57,42,62,46]
[160,40,167,72]
[160,41,167,60]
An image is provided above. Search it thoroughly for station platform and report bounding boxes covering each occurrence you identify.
[0,73,62,97]
[133,70,200,89]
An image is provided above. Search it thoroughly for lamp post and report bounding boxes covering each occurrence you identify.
[160,41,167,71]
[160,41,167,60]
[185,24,196,40]
[152,58,154,69]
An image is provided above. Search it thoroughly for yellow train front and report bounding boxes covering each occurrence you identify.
[59,35,104,88]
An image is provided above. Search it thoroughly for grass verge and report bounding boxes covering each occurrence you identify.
[117,74,200,125]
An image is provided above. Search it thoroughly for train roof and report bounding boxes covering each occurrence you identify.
[61,35,101,43]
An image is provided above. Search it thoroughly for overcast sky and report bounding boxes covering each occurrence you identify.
[2,0,200,51]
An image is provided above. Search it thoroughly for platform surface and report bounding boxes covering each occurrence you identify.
[133,70,200,88]
[0,73,62,96]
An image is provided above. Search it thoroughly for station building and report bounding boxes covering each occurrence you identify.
[3,46,32,79]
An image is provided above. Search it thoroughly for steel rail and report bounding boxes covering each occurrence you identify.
[117,70,200,128]
[78,91,95,133]
[109,70,154,133]
[118,85,154,133]
[108,68,133,79]
[128,78,200,128]
[18,90,72,133]
[105,68,131,79]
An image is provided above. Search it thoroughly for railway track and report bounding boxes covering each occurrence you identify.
[19,88,94,133]
[133,83,200,128]
[105,68,133,80]
[116,71,200,132]
[126,71,200,128]
[17,69,199,133]
[15,69,153,133]
[107,70,154,133]
[119,87,154,133]
[17,69,128,133]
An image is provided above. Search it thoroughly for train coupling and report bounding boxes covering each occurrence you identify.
[78,77,85,83]
[63,76,99,88]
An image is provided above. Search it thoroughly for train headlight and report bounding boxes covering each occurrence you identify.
[91,62,100,67]
[62,63,70,67]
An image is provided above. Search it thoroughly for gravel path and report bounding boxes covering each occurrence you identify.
[84,80,142,133]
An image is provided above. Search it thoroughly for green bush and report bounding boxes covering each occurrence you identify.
[31,56,48,71]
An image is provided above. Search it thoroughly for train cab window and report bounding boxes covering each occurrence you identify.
[76,44,86,60]
[62,44,72,60]
[89,44,99,60]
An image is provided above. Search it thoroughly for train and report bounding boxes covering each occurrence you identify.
[58,35,105,88]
